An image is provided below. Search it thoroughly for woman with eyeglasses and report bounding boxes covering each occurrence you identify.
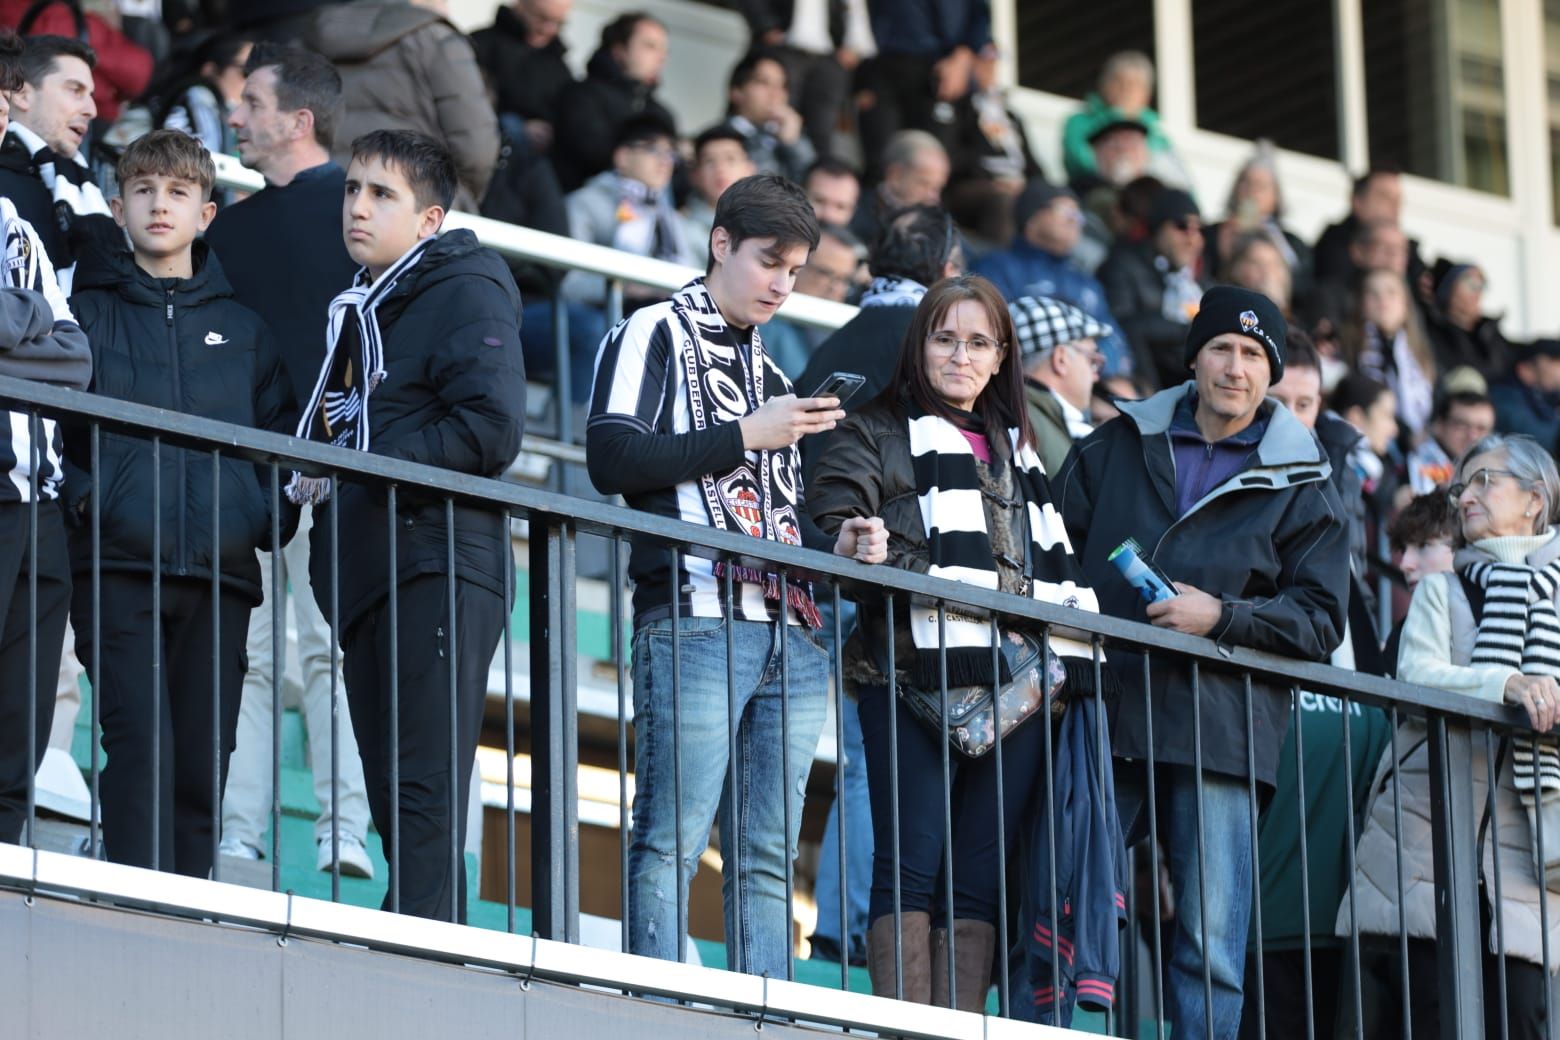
[1340,433,1560,1039]
[808,275,1107,1012]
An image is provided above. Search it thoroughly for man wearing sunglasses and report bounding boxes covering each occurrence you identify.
[1009,294,1110,476]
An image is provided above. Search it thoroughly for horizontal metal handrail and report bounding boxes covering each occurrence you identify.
[211,153,858,333]
[0,372,1528,732]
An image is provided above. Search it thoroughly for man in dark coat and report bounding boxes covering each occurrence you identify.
[471,0,576,156]
[297,131,526,924]
[550,13,674,192]
[1054,286,1349,1039]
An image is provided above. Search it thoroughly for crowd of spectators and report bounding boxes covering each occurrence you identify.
[1,1,1559,1037]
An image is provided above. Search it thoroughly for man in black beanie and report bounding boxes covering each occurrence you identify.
[1053,284,1349,1038]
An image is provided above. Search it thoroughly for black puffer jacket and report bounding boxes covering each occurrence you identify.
[550,46,677,192]
[1053,384,1349,789]
[307,230,527,634]
[63,241,297,604]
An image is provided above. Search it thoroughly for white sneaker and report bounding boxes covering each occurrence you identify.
[219,836,262,860]
[318,834,375,880]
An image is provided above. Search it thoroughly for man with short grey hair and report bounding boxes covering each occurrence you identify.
[850,129,948,250]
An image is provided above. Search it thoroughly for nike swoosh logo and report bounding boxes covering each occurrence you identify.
[204,332,229,346]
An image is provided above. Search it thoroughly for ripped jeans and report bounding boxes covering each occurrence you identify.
[627,616,829,978]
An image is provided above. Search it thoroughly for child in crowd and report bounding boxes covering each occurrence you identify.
[290,129,525,923]
[64,128,296,878]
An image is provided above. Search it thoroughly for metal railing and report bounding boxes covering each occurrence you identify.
[0,370,1543,1039]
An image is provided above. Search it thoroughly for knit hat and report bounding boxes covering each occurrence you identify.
[1013,180,1076,234]
[1433,262,1480,309]
[1182,285,1287,381]
[1010,295,1112,359]
[1149,188,1200,232]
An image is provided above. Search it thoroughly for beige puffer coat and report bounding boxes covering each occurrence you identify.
[1338,534,1560,969]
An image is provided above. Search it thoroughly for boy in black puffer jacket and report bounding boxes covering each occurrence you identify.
[64,129,297,880]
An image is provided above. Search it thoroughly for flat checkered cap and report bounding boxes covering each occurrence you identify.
[1008,295,1112,359]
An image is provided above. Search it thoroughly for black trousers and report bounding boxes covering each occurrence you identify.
[857,52,959,179]
[1235,947,1340,1040]
[74,573,251,877]
[342,574,505,923]
[1406,935,1551,1040]
[0,500,69,844]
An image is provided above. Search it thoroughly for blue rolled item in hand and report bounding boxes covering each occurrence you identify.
[1107,538,1178,604]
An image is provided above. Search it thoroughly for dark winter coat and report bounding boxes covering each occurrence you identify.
[471,6,576,125]
[63,242,297,604]
[1097,240,1210,389]
[795,302,916,482]
[1052,384,1349,787]
[306,230,526,634]
[550,47,678,192]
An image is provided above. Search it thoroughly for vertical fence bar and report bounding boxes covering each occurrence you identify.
[386,484,401,914]
[1484,729,1509,1040]
[24,413,38,847]
[1390,707,1411,1040]
[1427,711,1484,1038]
[89,425,102,856]
[779,570,795,983]
[832,582,849,991]
[1341,697,1364,1038]
[936,604,956,998]
[724,565,743,975]
[989,615,1010,1018]
[1188,659,1213,1038]
[150,435,162,872]
[209,451,221,882]
[531,516,579,941]
[328,489,342,901]
[1293,688,1315,1040]
[1143,652,1166,1038]
[503,512,516,933]
[606,280,624,330]
[669,547,685,965]
[1041,626,1060,1021]
[885,592,904,998]
[269,464,284,891]
[1242,674,1264,1040]
[1532,726,1554,1040]
[553,299,573,451]
[446,499,460,924]
[1092,639,1115,1036]
[613,535,629,951]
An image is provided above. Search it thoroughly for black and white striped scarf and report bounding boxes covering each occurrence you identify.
[287,235,436,504]
[1466,558,1560,803]
[907,406,1098,684]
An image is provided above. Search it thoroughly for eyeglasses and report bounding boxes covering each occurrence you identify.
[928,331,1003,360]
[1447,467,1523,502]
[630,143,678,161]
[1064,342,1106,373]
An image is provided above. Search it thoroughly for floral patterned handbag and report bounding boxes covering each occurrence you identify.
[898,629,1068,757]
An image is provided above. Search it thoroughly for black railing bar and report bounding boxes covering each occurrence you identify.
[10,376,1538,729]
[1389,705,1411,1040]
[24,412,38,848]
[1242,673,1265,1040]
[503,512,517,934]
[1292,686,1315,1040]
[150,434,163,873]
[831,582,848,993]
[328,477,343,901]
[1484,728,1509,1040]
[1340,696,1363,1039]
[988,617,1010,1018]
[722,565,743,974]
[268,464,284,892]
[88,424,102,857]
[779,569,795,983]
[209,450,221,884]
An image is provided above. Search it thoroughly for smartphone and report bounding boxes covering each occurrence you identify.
[807,371,867,408]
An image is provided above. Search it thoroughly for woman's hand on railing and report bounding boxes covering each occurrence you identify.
[1504,673,1560,733]
[832,516,887,564]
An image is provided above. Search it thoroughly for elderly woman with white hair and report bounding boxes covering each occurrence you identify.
[1339,433,1560,1039]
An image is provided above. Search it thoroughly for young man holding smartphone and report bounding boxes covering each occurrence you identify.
[587,172,885,977]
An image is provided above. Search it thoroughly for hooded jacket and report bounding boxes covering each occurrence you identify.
[1053,383,1349,787]
[286,0,499,209]
[305,230,526,634]
[551,47,678,192]
[63,242,297,604]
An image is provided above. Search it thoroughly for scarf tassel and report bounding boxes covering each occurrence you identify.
[714,561,822,629]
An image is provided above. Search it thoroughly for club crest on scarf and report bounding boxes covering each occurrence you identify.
[717,466,764,536]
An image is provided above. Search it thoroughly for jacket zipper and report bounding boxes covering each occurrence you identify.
[167,289,187,575]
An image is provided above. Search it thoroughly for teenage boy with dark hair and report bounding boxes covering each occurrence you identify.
[290,129,526,923]
[587,172,886,976]
[64,129,296,878]
[0,27,93,846]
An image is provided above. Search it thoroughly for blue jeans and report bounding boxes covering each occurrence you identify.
[1163,767,1254,1040]
[519,299,607,404]
[628,616,829,978]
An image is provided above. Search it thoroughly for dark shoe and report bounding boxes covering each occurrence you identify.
[866,911,931,1003]
[807,933,844,963]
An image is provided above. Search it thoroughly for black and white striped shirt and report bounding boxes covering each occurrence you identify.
[0,196,71,503]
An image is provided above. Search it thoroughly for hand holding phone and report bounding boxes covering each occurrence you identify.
[807,371,867,409]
